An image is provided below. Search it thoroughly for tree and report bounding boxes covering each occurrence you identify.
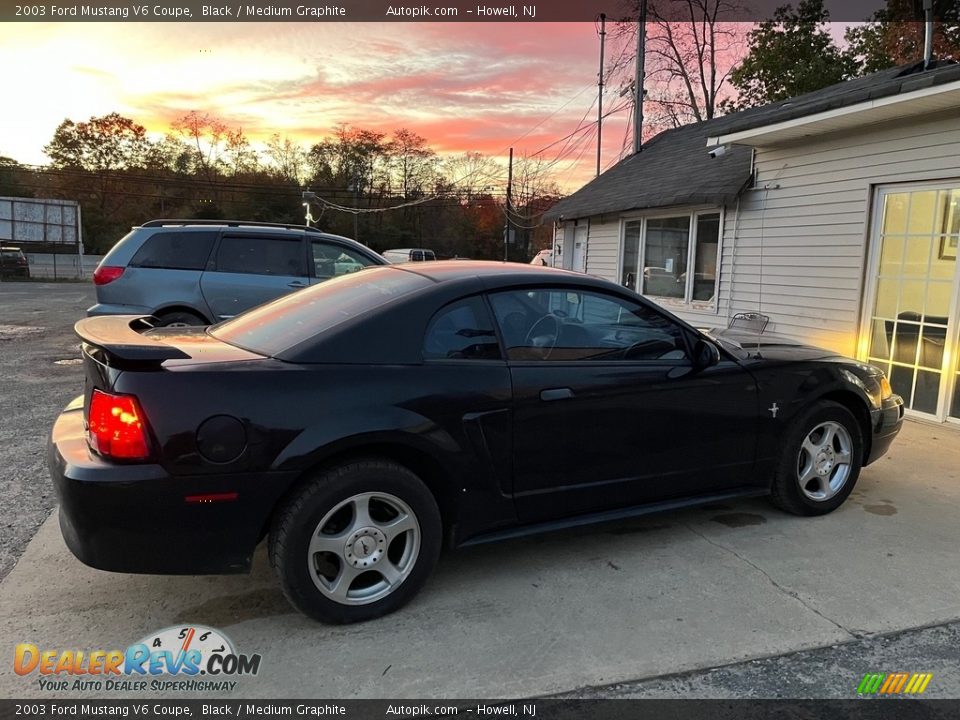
[845,0,960,74]
[172,111,228,184]
[441,151,502,199]
[44,113,148,171]
[225,129,260,176]
[265,134,306,183]
[614,0,749,132]
[389,129,436,199]
[307,125,390,192]
[0,156,35,198]
[726,0,856,109]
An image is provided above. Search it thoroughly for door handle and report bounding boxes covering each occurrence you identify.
[287,280,307,288]
[540,387,575,402]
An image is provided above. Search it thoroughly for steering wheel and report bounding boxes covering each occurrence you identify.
[524,314,560,358]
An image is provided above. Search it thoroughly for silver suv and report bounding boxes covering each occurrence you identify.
[90,220,386,326]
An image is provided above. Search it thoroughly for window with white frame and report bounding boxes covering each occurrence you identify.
[620,211,721,304]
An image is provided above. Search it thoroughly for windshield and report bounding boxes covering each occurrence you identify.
[210,266,432,357]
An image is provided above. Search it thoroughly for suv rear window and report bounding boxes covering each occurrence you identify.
[210,266,431,356]
[129,231,216,270]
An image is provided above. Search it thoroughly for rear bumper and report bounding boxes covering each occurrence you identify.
[0,267,30,277]
[865,394,904,465]
[48,403,298,575]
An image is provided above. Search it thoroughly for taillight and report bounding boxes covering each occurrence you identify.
[87,389,150,460]
[93,266,125,285]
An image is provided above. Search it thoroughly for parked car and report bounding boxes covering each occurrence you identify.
[382,248,436,263]
[49,262,903,623]
[0,246,30,278]
[88,220,386,326]
[529,249,554,267]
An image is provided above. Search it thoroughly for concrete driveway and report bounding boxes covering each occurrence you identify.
[2,420,959,699]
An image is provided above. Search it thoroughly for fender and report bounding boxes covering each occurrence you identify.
[752,363,876,480]
[269,404,518,541]
[271,405,463,475]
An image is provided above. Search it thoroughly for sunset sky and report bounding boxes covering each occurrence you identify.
[0,21,858,191]
[0,22,640,189]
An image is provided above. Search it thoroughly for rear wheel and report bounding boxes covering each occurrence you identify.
[768,401,863,516]
[154,310,207,328]
[269,460,442,623]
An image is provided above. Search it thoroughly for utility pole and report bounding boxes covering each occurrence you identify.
[352,174,359,241]
[633,0,647,154]
[596,13,606,177]
[504,147,513,263]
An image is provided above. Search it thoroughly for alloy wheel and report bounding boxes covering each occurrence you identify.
[306,492,420,606]
[796,420,853,501]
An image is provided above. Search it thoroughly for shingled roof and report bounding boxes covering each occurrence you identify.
[543,117,752,221]
[546,60,960,222]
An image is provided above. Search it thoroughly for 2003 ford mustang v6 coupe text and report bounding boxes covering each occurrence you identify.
[49,262,903,623]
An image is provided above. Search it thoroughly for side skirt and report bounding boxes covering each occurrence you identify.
[457,486,770,548]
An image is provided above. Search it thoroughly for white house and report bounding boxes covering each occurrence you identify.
[545,60,960,424]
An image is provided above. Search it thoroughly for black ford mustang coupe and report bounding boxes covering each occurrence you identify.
[49,262,903,623]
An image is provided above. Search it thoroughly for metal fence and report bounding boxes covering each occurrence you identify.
[21,253,102,280]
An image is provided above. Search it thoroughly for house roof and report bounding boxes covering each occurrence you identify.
[545,60,960,222]
[543,118,753,221]
[710,60,960,137]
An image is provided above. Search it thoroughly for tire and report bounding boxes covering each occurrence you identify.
[155,311,207,328]
[269,459,442,623]
[768,401,863,517]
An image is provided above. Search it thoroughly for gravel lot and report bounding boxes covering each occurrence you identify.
[0,281,94,580]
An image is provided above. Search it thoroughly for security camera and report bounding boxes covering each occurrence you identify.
[707,145,729,159]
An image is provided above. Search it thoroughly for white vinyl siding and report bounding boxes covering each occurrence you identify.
[584,218,619,280]
[721,110,960,358]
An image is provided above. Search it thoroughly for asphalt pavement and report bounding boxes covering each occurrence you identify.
[0,281,94,581]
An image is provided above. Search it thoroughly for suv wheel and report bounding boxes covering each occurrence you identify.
[155,311,206,328]
[269,460,442,623]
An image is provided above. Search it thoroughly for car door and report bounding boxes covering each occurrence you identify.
[488,285,759,523]
[200,232,308,320]
[309,239,379,284]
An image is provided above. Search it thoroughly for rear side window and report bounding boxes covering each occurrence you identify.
[423,297,501,361]
[311,241,375,280]
[211,266,431,356]
[129,232,216,270]
[215,235,306,277]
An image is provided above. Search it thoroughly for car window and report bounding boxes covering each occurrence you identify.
[129,231,216,271]
[210,266,431,356]
[489,288,688,362]
[311,241,374,280]
[215,235,306,277]
[423,297,501,361]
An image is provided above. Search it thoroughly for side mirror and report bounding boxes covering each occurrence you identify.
[693,338,721,369]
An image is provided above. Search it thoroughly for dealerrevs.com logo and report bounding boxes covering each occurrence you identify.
[14,625,262,693]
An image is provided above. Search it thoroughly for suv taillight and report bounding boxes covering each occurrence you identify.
[93,266,125,285]
[87,389,150,460]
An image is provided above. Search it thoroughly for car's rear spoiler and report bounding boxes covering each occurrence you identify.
[74,316,190,362]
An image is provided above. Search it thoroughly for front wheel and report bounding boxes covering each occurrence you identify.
[768,401,863,516]
[269,460,442,623]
